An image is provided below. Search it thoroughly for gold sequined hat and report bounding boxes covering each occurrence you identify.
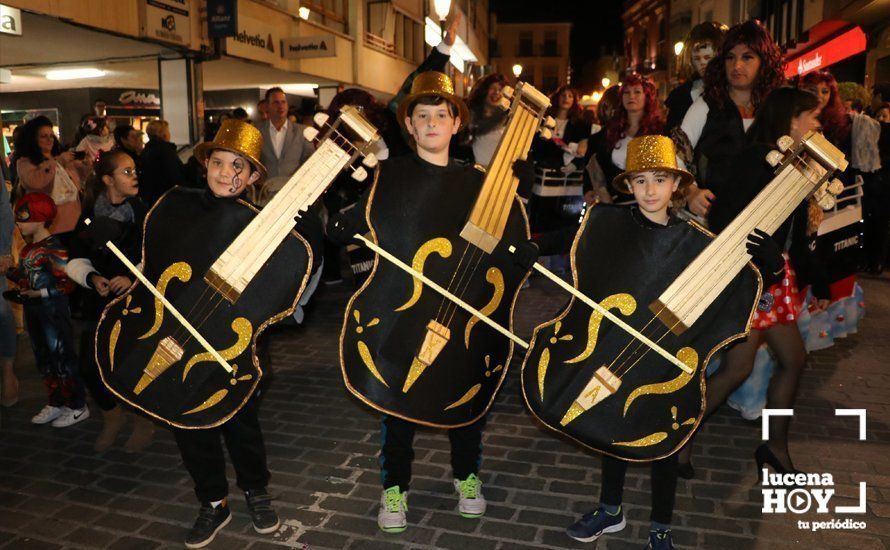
[397,71,470,132]
[613,135,694,193]
[195,119,266,181]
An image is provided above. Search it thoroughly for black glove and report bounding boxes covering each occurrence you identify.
[326,213,362,247]
[511,240,539,272]
[513,159,536,200]
[746,229,784,287]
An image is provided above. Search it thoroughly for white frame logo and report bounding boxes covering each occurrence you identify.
[760,409,868,531]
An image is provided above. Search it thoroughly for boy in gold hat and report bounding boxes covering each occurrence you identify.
[327,70,535,534]
[516,135,783,550]
[175,120,281,548]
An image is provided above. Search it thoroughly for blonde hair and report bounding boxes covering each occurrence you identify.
[145,120,170,140]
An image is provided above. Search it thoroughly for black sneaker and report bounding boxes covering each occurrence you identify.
[245,488,280,534]
[185,501,231,549]
[565,506,626,543]
[647,528,675,549]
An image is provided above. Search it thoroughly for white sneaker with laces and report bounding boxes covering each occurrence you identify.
[51,405,90,428]
[32,405,64,425]
[377,486,408,533]
[454,474,487,518]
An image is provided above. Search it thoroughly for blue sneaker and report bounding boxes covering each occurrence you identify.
[647,529,674,549]
[566,506,626,543]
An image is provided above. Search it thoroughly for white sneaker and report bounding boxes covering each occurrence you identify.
[51,405,90,428]
[32,405,64,425]
[377,486,408,533]
[454,474,487,518]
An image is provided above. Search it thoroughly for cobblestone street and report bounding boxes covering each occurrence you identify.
[1,272,888,550]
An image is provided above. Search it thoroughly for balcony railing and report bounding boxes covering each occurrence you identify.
[365,32,395,55]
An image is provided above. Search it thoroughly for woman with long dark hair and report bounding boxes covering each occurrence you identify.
[585,74,665,202]
[680,20,784,218]
[13,116,83,236]
[677,87,828,478]
[464,73,510,167]
[533,85,591,169]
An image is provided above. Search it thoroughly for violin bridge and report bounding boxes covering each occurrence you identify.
[134,336,185,395]
[560,366,622,426]
[402,321,451,393]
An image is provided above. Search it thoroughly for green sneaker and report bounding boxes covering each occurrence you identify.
[377,486,408,533]
[454,473,487,518]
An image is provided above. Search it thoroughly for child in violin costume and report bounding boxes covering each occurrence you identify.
[172,120,280,548]
[515,136,785,550]
[328,71,536,534]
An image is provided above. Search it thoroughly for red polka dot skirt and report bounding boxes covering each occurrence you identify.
[752,255,803,331]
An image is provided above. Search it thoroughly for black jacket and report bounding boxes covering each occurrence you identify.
[665,80,697,132]
[693,99,748,193]
[708,143,830,299]
[139,139,185,206]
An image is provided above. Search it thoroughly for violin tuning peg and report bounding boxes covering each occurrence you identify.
[817,192,836,210]
[362,153,378,168]
[351,166,368,182]
[544,116,557,129]
[313,112,330,127]
[827,178,844,196]
[776,135,794,152]
[303,127,319,142]
[502,86,514,99]
[539,128,553,140]
[765,150,784,167]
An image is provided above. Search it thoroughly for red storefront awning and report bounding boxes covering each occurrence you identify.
[784,24,867,79]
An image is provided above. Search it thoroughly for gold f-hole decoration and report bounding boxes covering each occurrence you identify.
[181,317,252,381]
[139,262,192,340]
[109,296,144,372]
[394,238,452,312]
[565,294,636,364]
[352,310,388,388]
[464,267,504,347]
[622,347,698,416]
[536,321,574,400]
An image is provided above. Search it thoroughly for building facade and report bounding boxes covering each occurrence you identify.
[490,18,571,95]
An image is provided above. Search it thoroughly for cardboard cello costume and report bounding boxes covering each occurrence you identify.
[93,113,380,429]
[340,72,555,427]
[520,134,847,461]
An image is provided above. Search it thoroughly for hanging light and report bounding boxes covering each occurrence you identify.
[512,64,523,78]
[601,77,611,88]
[433,0,451,22]
[298,7,310,19]
[674,41,684,56]
[46,68,106,81]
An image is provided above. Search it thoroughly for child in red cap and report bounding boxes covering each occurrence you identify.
[7,192,87,427]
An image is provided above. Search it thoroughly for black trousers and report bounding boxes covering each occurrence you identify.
[380,415,486,491]
[78,321,117,411]
[173,395,270,503]
[173,336,272,503]
[600,454,678,525]
[24,296,86,409]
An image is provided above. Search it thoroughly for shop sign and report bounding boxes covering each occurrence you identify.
[784,27,867,78]
[208,0,237,38]
[225,15,280,65]
[282,34,337,59]
[118,90,161,108]
[0,4,22,36]
[142,0,192,47]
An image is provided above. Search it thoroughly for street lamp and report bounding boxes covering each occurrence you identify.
[674,41,684,56]
[512,64,523,79]
[601,77,611,88]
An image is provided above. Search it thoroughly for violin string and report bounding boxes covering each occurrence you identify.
[442,246,486,328]
[433,241,473,323]
[437,244,482,327]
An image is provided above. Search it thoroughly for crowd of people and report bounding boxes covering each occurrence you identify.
[0,15,888,550]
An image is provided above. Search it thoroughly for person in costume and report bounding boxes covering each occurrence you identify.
[465,73,510,167]
[532,85,591,171]
[65,149,155,453]
[680,20,784,218]
[327,71,535,534]
[677,87,827,479]
[7,193,88,427]
[665,22,728,131]
[171,120,280,548]
[513,136,783,549]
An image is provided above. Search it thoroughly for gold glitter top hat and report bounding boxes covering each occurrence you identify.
[613,135,694,193]
[195,119,267,181]
[397,71,470,132]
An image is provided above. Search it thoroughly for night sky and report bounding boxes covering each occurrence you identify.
[490,0,625,92]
